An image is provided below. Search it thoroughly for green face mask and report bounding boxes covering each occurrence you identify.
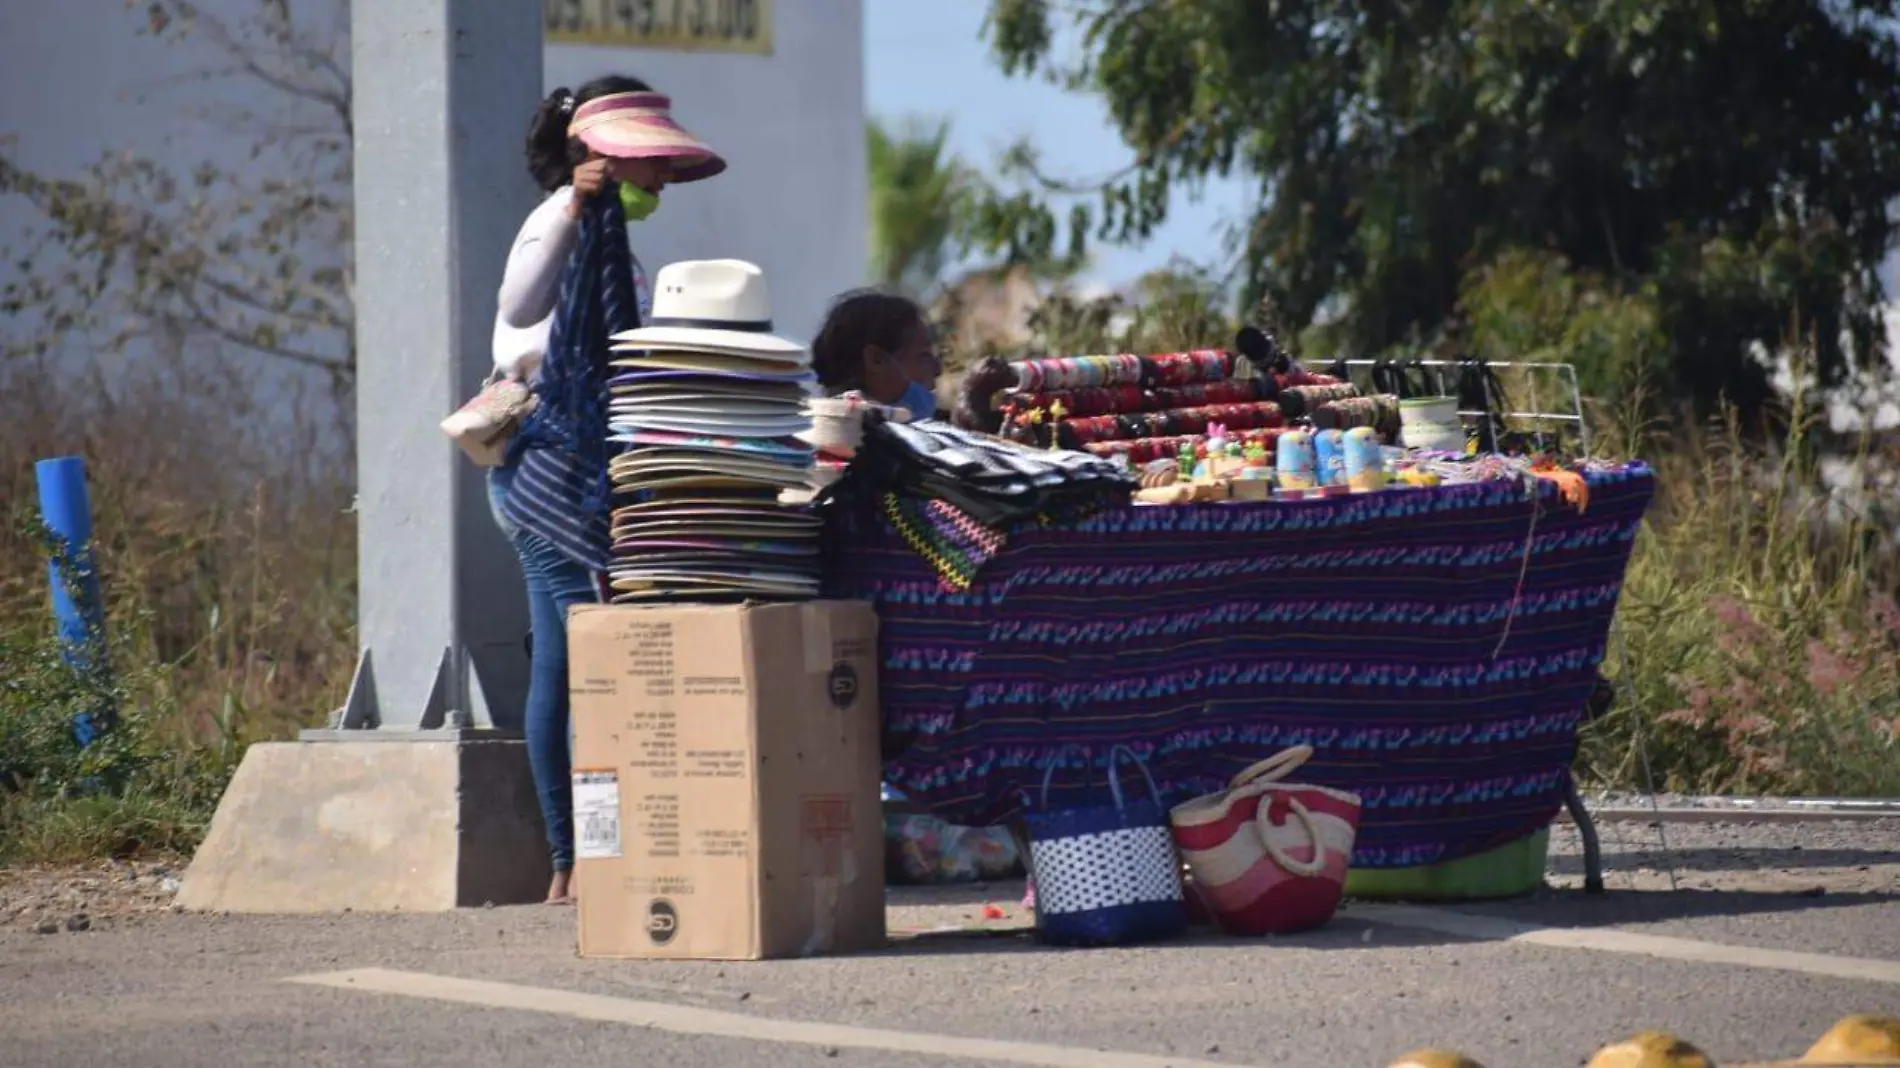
[618,182,660,222]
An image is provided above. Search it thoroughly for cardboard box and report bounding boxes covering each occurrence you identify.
[567,601,886,960]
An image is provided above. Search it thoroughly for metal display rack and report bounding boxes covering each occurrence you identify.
[1338,359,1593,451]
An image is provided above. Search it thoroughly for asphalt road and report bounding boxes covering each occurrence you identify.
[2,819,1897,1068]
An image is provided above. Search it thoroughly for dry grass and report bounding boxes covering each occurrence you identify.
[0,354,356,739]
[1584,398,1900,795]
[0,351,354,861]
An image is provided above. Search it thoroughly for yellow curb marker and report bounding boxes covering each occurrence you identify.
[1387,1051,1488,1068]
[1586,1031,1715,1068]
[1398,1015,1900,1068]
[1801,1013,1900,1065]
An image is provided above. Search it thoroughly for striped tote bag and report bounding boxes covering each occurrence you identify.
[1168,746,1361,935]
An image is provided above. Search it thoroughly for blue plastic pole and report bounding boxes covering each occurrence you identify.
[35,456,114,745]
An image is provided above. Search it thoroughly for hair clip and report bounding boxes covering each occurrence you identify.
[558,93,577,115]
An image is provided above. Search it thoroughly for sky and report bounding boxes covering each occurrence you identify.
[861,2,1253,289]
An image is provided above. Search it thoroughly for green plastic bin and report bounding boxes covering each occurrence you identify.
[1344,829,1550,901]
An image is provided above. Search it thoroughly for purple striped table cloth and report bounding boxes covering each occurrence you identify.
[824,464,1654,869]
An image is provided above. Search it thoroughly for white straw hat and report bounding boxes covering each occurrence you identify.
[611,259,807,360]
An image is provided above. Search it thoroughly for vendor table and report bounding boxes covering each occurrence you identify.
[826,465,1654,871]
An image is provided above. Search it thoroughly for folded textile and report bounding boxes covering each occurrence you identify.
[1309,393,1401,433]
[829,415,1135,583]
[872,418,1133,496]
[1008,377,1276,419]
[1011,351,1234,391]
[1278,383,1360,418]
[882,494,1008,591]
[1051,401,1285,448]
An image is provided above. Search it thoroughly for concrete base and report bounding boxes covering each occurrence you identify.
[177,737,551,913]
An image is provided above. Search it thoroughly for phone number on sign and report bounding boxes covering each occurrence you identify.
[545,0,772,53]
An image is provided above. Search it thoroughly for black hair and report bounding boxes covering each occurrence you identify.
[525,74,654,192]
[810,288,925,392]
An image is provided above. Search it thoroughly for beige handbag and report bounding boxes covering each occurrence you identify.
[441,374,538,467]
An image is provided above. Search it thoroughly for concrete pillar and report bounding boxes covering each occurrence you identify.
[179,0,552,913]
[334,0,541,732]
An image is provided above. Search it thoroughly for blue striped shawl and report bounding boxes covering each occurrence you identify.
[502,189,638,572]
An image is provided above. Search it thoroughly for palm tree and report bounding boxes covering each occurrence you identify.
[866,116,971,298]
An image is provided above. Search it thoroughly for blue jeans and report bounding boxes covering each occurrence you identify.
[487,466,597,873]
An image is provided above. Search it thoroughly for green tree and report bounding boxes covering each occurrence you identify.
[1457,248,1667,405]
[867,116,976,297]
[978,0,1900,416]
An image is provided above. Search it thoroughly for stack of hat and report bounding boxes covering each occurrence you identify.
[604,259,822,603]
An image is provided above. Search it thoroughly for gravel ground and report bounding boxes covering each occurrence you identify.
[0,859,183,935]
[1544,817,1900,896]
[1583,792,1900,814]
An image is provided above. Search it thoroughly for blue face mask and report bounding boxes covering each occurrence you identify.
[897,379,938,420]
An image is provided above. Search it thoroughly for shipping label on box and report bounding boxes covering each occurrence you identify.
[571,769,622,861]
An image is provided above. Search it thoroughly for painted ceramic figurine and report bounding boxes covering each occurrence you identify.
[1240,440,1273,480]
[1277,429,1317,490]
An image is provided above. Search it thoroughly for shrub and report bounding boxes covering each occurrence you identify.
[0,613,238,862]
[0,351,355,862]
[1583,402,1900,795]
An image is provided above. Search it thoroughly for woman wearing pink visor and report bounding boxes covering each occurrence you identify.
[488,77,725,904]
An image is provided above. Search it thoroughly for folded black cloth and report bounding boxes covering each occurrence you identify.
[832,413,1135,530]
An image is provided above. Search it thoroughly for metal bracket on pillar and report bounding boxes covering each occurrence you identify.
[416,646,496,731]
[417,647,456,730]
[330,648,380,730]
[308,644,514,740]
[458,644,498,730]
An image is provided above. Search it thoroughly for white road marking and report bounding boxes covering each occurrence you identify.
[288,968,1250,1068]
[589,976,779,1007]
[1355,904,1900,985]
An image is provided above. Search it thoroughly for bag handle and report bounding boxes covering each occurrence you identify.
[1256,791,1328,877]
[1036,745,1163,813]
[1105,745,1164,812]
[1228,745,1314,791]
[1037,744,1089,809]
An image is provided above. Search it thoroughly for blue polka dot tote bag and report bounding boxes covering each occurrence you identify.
[1023,745,1189,948]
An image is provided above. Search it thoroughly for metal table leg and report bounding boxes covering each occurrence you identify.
[1565,771,1605,894]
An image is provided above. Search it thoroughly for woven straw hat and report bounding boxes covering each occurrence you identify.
[611,260,806,358]
[568,91,725,183]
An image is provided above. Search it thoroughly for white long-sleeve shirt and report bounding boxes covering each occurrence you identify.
[492,186,652,380]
